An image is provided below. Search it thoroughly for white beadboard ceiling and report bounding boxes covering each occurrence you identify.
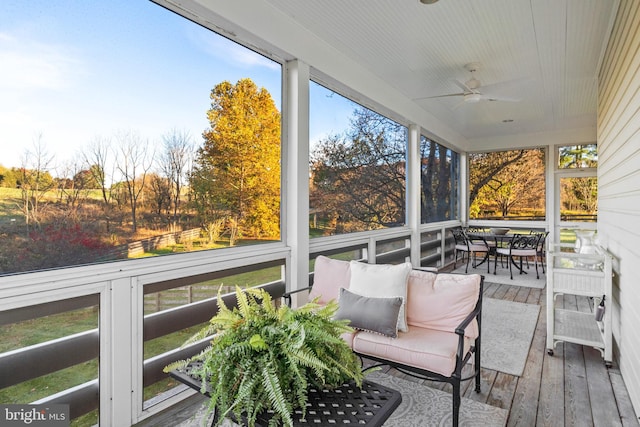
[262,0,618,143]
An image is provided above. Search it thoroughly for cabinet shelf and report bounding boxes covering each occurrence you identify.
[546,243,613,366]
[552,309,604,348]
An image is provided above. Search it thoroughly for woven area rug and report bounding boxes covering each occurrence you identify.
[480,298,540,376]
[451,259,546,289]
[367,372,508,427]
[176,372,508,427]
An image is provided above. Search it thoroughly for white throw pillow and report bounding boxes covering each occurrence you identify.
[348,261,412,332]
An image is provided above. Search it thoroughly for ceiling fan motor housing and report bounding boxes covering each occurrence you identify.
[466,77,481,90]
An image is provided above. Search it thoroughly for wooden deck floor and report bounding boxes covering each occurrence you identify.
[412,281,639,427]
[140,281,640,427]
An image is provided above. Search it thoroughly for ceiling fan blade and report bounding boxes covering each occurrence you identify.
[414,92,466,101]
[452,99,466,110]
[481,94,521,102]
[453,79,473,93]
[479,77,532,98]
[480,77,531,91]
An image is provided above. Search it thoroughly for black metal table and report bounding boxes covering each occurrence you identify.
[467,232,524,274]
[170,361,402,426]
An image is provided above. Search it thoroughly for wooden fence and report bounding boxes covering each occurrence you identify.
[100,228,202,260]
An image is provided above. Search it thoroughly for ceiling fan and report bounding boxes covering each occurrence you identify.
[416,62,523,107]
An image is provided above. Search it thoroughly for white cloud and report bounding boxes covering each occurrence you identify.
[0,32,85,91]
[186,26,280,71]
[0,31,89,168]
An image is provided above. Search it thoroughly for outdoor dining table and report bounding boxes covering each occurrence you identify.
[466,231,523,275]
[467,231,514,246]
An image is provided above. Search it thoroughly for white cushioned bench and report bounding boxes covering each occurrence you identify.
[285,256,483,427]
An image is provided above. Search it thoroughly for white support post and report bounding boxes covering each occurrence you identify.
[459,152,469,227]
[107,277,134,426]
[439,226,446,268]
[283,59,310,305]
[407,124,421,267]
[547,144,556,243]
[368,237,376,264]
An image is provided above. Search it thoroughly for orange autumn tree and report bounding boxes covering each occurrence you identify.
[469,149,545,219]
[190,78,281,239]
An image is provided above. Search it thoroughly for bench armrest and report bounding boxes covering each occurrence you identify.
[455,305,481,336]
[282,286,313,306]
[453,276,483,372]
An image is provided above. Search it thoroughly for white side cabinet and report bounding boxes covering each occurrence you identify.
[546,244,613,366]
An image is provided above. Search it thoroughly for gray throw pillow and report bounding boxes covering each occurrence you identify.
[334,288,402,338]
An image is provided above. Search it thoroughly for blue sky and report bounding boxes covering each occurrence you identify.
[0,0,355,174]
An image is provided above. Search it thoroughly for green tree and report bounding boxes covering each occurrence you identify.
[158,129,193,231]
[0,165,20,188]
[190,78,281,239]
[561,177,597,217]
[311,107,406,233]
[81,137,118,233]
[55,159,94,220]
[420,138,458,222]
[559,144,597,168]
[468,150,526,211]
[73,167,102,189]
[147,172,172,221]
[469,149,545,219]
[114,130,153,233]
[18,136,56,230]
[0,165,8,187]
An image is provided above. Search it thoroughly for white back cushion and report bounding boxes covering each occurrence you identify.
[348,261,412,332]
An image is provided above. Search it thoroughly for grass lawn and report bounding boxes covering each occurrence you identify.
[0,307,99,426]
[0,187,22,226]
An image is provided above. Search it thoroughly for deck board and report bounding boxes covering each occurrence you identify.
[507,304,545,426]
[585,345,623,427]
[610,369,640,427]
[564,342,593,426]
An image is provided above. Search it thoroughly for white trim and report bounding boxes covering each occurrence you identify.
[132,278,145,423]
[309,227,412,254]
[460,152,469,226]
[284,59,310,294]
[407,124,421,265]
[99,286,112,426]
[0,242,290,294]
[109,277,134,426]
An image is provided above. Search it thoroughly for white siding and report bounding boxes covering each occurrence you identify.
[598,0,640,415]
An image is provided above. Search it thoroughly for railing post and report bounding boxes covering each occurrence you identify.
[440,227,446,268]
[108,277,135,426]
[407,124,421,267]
[368,237,376,264]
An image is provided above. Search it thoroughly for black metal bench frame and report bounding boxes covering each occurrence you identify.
[283,272,484,427]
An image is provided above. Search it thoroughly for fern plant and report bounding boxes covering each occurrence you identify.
[164,286,363,427]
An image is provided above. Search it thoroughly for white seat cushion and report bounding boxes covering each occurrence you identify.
[468,243,488,252]
[352,327,472,377]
